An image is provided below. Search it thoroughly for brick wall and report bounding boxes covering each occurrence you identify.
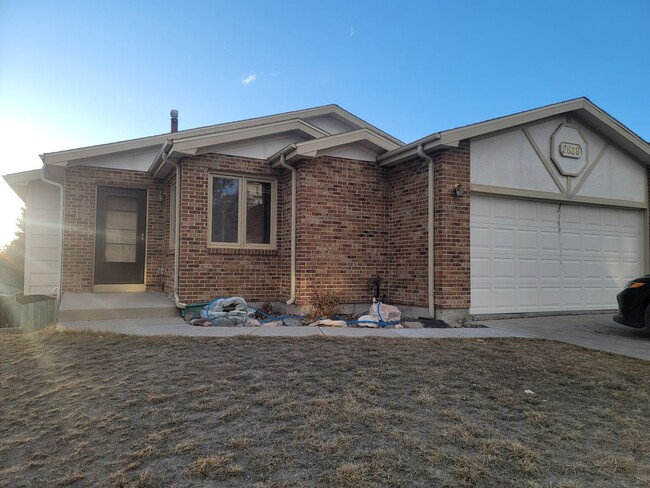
[386,159,429,307]
[176,154,289,303]
[62,166,164,293]
[294,156,389,304]
[432,140,471,310]
[385,140,471,311]
[162,170,176,296]
[60,142,471,313]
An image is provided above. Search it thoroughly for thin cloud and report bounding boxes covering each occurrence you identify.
[349,25,355,36]
[242,73,257,85]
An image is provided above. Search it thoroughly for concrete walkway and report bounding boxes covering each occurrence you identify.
[479,313,650,361]
[56,317,537,339]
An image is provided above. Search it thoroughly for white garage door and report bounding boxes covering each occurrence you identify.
[471,195,644,314]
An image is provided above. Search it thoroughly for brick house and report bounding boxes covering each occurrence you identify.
[5,98,650,321]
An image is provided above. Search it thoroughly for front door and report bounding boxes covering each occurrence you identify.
[94,187,147,285]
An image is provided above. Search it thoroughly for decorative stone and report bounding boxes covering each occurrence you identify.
[229,310,248,318]
[244,318,261,327]
[308,319,347,327]
[261,321,281,327]
[211,317,236,327]
[370,303,401,323]
[404,321,423,329]
[282,317,303,327]
[356,315,379,328]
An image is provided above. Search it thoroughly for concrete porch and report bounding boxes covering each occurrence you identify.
[58,292,179,322]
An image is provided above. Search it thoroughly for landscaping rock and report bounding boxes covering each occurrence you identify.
[211,317,236,327]
[370,303,401,323]
[308,319,347,327]
[261,321,281,327]
[356,315,379,328]
[282,317,303,327]
[244,318,261,327]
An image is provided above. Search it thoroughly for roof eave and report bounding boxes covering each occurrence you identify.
[269,129,400,167]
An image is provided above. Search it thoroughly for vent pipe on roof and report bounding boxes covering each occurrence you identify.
[170,109,178,133]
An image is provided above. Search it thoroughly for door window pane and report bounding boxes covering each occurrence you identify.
[246,181,272,244]
[105,196,137,262]
[212,177,239,243]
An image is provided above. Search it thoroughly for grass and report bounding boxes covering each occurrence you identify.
[0,329,649,487]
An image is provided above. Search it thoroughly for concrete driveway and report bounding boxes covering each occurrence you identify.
[482,313,650,361]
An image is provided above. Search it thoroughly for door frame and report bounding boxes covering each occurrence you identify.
[92,185,148,293]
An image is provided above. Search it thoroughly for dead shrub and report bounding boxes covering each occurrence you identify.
[308,290,342,320]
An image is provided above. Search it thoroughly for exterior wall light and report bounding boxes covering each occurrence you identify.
[453,184,464,197]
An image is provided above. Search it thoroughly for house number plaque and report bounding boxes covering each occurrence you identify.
[559,142,582,159]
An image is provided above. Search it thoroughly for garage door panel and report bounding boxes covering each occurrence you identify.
[493,228,515,249]
[516,229,538,250]
[539,205,558,223]
[540,287,561,307]
[583,260,602,279]
[620,261,640,281]
[621,212,639,230]
[621,235,639,255]
[562,287,582,307]
[517,258,538,278]
[517,201,538,221]
[540,259,560,278]
[602,235,620,252]
[585,287,603,306]
[562,232,581,252]
[540,231,560,251]
[493,200,515,220]
[582,234,601,253]
[493,287,516,309]
[562,206,581,224]
[562,260,582,279]
[471,195,643,314]
[493,258,515,279]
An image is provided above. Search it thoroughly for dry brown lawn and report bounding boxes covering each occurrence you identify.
[0,328,649,487]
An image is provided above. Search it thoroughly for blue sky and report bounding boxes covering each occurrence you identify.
[0,0,648,245]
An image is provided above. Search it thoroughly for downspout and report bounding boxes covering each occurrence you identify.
[40,165,64,301]
[417,145,435,318]
[160,141,185,309]
[277,153,297,304]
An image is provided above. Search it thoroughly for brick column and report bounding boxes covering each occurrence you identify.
[433,139,471,317]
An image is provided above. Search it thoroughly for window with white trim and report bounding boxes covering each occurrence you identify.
[209,174,276,248]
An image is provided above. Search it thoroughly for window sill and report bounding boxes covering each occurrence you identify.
[207,247,278,256]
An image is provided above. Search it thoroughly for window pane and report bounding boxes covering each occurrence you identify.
[246,181,271,244]
[105,196,137,262]
[212,177,239,243]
